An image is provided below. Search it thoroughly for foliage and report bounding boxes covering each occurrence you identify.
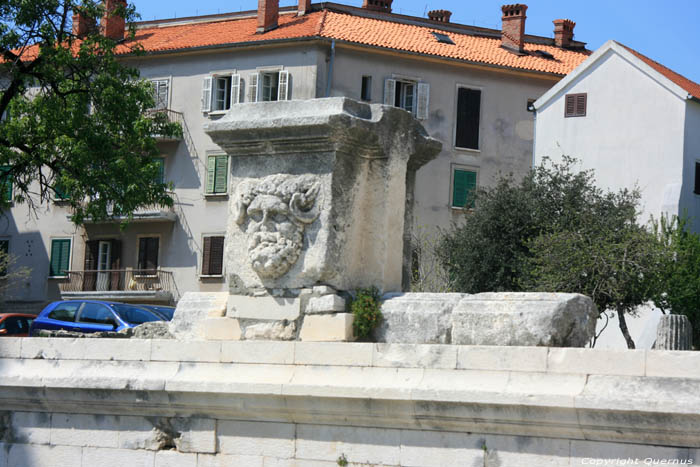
[0,0,181,223]
[0,249,30,301]
[653,216,700,347]
[410,224,452,293]
[438,157,666,348]
[336,454,348,467]
[351,286,382,340]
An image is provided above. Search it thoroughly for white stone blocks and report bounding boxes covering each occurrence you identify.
[294,342,372,366]
[569,440,693,466]
[220,341,294,364]
[8,444,83,467]
[298,313,354,342]
[457,345,547,372]
[296,424,401,465]
[312,285,336,296]
[372,343,457,369]
[51,413,120,448]
[227,295,300,321]
[19,337,150,361]
[399,430,480,467]
[217,421,294,458]
[243,321,296,341]
[151,340,221,362]
[203,318,241,341]
[646,350,700,379]
[155,450,198,467]
[0,338,20,358]
[377,293,464,344]
[170,292,229,340]
[175,418,217,454]
[547,348,646,376]
[305,295,346,314]
[10,411,51,445]
[81,446,156,467]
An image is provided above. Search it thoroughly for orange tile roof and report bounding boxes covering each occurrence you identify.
[621,43,700,100]
[118,8,590,76]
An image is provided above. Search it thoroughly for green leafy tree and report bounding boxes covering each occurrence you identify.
[0,0,181,223]
[438,157,664,348]
[653,216,700,347]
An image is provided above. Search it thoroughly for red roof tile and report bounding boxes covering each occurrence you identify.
[116,8,589,76]
[621,43,700,100]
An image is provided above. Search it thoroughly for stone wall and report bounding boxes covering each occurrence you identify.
[1,339,699,466]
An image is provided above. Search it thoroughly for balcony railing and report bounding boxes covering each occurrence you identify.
[145,109,184,141]
[81,196,177,223]
[58,269,177,303]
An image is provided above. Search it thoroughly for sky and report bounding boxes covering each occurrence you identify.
[132,0,700,84]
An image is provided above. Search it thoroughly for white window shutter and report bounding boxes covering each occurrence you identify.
[156,80,169,110]
[248,73,259,103]
[231,74,241,105]
[417,82,430,120]
[201,76,212,112]
[278,70,289,101]
[384,79,396,106]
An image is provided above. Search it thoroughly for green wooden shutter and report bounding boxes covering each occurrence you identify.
[154,158,165,184]
[452,170,477,208]
[50,239,71,277]
[206,156,216,194]
[0,166,12,202]
[214,155,228,193]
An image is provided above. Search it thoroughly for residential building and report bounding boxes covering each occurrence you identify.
[533,39,700,229]
[1,0,590,311]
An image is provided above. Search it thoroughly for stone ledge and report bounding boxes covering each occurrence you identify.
[10,338,700,379]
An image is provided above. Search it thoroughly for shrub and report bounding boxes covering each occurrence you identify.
[351,287,382,339]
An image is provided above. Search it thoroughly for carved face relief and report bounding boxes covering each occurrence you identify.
[233,175,321,279]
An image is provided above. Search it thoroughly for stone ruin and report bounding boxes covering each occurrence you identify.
[163,97,598,346]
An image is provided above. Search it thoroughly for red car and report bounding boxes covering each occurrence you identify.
[0,313,37,337]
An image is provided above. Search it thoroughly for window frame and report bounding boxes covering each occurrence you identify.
[361,75,372,101]
[252,66,289,103]
[149,77,171,111]
[135,235,161,276]
[153,157,166,185]
[200,233,226,279]
[564,92,587,118]
[384,75,430,120]
[204,153,229,197]
[48,237,73,279]
[454,84,483,152]
[450,164,479,210]
[0,166,13,204]
[203,69,240,114]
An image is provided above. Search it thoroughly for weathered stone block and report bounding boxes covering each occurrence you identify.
[81,446,156,467]
[227,295,300,321]
[372,343,457,369]
[294,342,372,366]
[242,321,296,341]
[299,314,354,342]
[10,411,51,445]
[217,420,295,458]
[204,318,241,341]
[155,450,197,467]
[220,341,295,364]
[399,430,480,467]
[312,285,337,296]
[8,445,83,467]
[169,292,229,340]
[457,346,547,372]
[205,98,441,293]
[150,340,221,362]
[305,294,346,314]
[375,293,465,344]
[547,348,645,376]
[0,338,20,358]
[51,413,120,447]
[452,293,597,347]
[295,424,401,465]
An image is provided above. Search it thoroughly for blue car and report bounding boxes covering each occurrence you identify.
[29,300,164,336]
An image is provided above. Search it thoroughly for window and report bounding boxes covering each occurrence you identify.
[432,32,455,45]
[455,87,481,150]
[49,238,71,277]
[48,303,80,322]
[452,168,477,209]
[150,79,169,110]
[153,158,165,184]
[137,237,159,272]
[384,78,430,120]
[565,93,587,117]
[202,236,225,276]
[527,99,536,112]
[0,239,8,277]
[248,70,289,103]
[206,155,228,195]
[0,166,12,203]
[201,73,241,112]
[361,76,372,101]
[694,162,700,195]
[111,303,161,325]
[78,303,117,326]
[53,180,70,201]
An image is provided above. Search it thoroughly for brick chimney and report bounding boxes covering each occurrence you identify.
[428,9,452,23]
[102,0,126,41]
[362,0,393,13]
[553,19,575,48]
[501,4,527,54]
[298,0,312,16]
[72,10,96,38]
[257,0,279,33]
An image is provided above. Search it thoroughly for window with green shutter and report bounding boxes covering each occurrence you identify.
[0,166,12,203]
[206,155,228,194]
[153,158,165,184]
[49,238,71,277]
[53,180,70,201]
[452,169,477,209]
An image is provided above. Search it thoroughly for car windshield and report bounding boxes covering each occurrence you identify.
[109,304,163,325]
[142,305,175,320]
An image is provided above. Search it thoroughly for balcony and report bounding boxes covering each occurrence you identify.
[81,197,177,224]
[58,269,177,304]
[145,109,184,142]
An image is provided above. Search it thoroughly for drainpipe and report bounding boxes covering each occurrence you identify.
[531,108,537,168]
[325,39,335,98]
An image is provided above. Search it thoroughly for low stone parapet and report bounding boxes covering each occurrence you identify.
[0,338,699,466]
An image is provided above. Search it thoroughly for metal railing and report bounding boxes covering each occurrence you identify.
[58,269,176,296]
[145,109,184,140]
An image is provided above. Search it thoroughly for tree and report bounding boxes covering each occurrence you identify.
[0,0,181,223]
[0,248,30,303]
[437,157,664,348]
[653,216,700,347]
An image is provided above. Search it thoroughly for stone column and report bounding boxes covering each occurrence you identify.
[654,314,693,350]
